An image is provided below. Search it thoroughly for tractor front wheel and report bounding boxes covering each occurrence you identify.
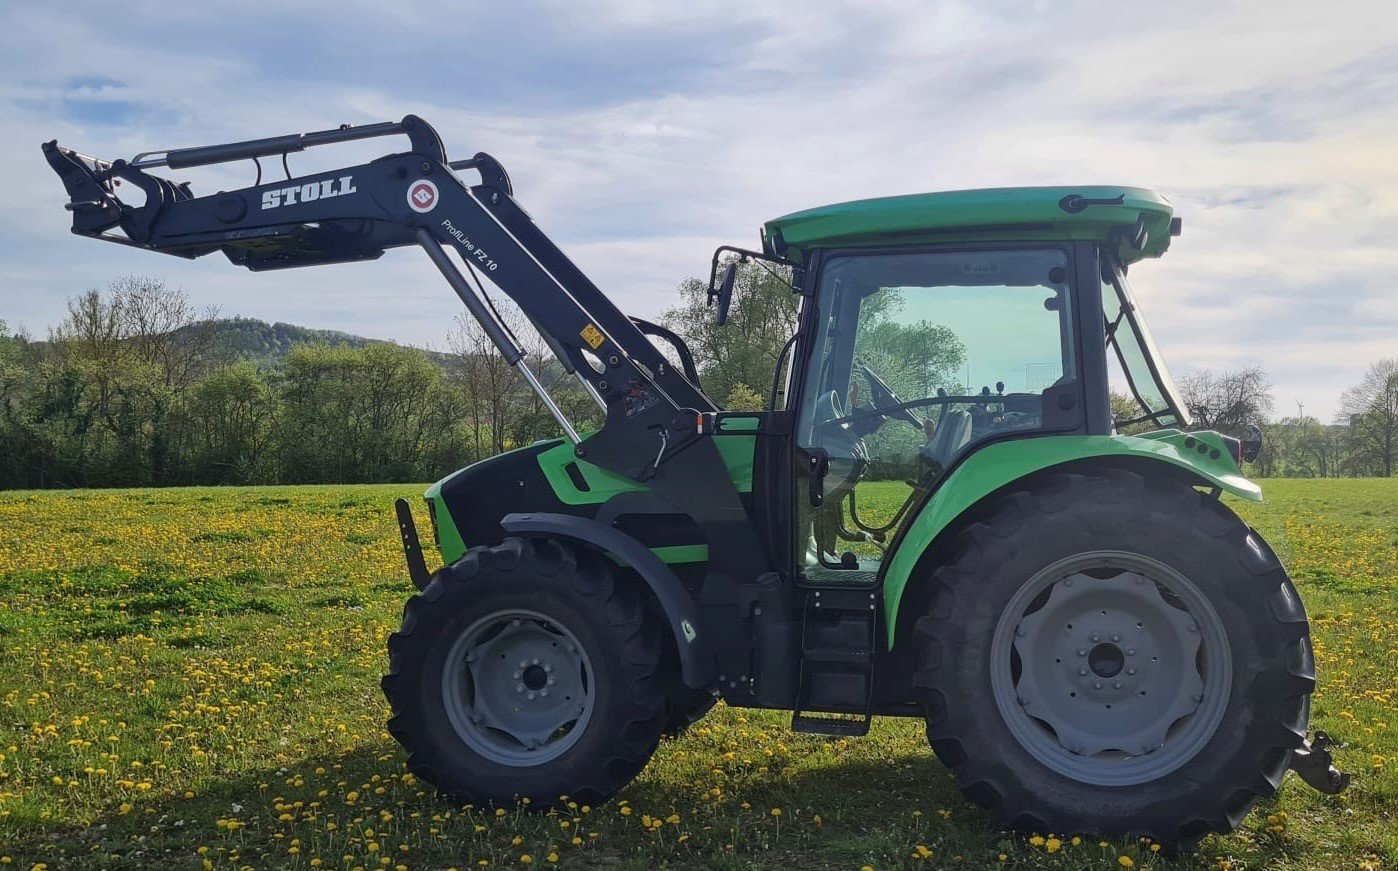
[381,537,668,809]
[911,467,1314,846]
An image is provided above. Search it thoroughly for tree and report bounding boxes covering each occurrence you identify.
[180,362,279,483]
[1109,392,1154,435]
[1176,367,1274,436]
[115,277,220,391]
[1337,358,1398,477]
[277,343,456,483]
[448,311,530,457]
[660,260,799,406]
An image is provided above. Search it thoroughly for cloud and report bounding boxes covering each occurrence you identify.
[0,0,1394,420]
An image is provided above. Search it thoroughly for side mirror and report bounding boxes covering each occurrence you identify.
[1241,424,1263,463]
[709,262,737,325]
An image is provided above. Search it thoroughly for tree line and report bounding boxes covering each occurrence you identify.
[1162,364,1397,478]
[0,278,601,489]
[0,273,1394,489]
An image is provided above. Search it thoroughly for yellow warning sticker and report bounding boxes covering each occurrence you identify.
[580,323,605,349]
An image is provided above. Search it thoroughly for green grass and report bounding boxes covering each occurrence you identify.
[0,479,1393,870]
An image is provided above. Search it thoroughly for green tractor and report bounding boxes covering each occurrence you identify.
[43,117,1346,845]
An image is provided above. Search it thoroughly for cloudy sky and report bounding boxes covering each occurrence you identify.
[1,1,1393,420]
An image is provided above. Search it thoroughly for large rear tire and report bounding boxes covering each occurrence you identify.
[381,537,668,809]
[910,467,1314,846]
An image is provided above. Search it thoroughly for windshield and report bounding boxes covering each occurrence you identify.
[1100,258,1190,428]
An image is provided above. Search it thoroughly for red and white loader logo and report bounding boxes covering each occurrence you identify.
[407,179,438,213]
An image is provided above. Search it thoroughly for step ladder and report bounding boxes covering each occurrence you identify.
[790,587,878,736]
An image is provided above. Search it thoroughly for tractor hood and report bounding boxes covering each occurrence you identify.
[764,186,1176,264]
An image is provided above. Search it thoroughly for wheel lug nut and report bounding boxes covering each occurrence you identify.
[1126,648,1136,656]
[1111,633,1121,642]
[1126,668,1136,676]
[519,660,528,669]
[1092,681,1102,690]
[543,663,553,673]
[1091,634,1100,642]
[527,691,536,700]
[540,689,550,697]
[546,676,555,685]
[1113,681,1123,689]
[531,658,540,665]
[512,670,521,679]
[516,683,524,693]
[1077,649,1087,657]
[1078,668,1088,676]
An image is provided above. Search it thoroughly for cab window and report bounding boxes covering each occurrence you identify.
[796,247,1076,581]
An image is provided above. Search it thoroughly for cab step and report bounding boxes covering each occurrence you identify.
[792,711,870,736]
[790,587,878,737]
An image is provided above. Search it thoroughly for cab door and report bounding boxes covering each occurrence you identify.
[790,244,1087,585]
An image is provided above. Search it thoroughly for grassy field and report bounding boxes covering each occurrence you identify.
[0,478,1393,870]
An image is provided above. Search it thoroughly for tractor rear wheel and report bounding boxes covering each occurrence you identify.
[381,537,668,809]
[910,467,1314,846]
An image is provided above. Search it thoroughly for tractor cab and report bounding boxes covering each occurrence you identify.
[744,187,1189,587]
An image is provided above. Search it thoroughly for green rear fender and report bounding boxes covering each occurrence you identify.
[881,431,1260,648]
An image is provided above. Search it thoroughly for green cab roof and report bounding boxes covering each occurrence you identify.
[764,186,1176,264]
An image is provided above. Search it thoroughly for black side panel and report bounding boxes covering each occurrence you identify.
[438,443,575,548]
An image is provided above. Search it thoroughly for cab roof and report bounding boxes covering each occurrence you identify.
[763,186,1177,265]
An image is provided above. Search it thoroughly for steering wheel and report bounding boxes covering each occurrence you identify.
[857,363,922,429]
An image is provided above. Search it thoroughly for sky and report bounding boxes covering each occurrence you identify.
[1,0,1394,421]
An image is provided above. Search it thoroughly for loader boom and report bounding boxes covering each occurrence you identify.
[42,115,773,625]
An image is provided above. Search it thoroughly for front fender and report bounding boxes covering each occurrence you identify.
[882,431,1259,647]
[499,512,716,689]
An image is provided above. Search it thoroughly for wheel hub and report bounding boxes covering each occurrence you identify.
[991,552,1231,787]
[441,610,594,766]
[1087,643,1124,678]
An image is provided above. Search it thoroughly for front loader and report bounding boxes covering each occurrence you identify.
[43,116,1348,845]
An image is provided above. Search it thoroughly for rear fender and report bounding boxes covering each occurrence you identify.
[499,512,716,689]
[882,432,1260,647]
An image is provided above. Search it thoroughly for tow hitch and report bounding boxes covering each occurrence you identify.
[1289,730,1351,794]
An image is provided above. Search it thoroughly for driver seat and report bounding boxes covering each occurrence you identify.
[923,409,973,473]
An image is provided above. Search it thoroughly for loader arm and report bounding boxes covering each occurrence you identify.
[42,114,772,619]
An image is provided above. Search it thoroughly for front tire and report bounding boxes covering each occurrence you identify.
[381,537,668,809]
[910,467,1314,846]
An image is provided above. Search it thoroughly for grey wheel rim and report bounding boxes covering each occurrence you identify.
[990,550,1232,787]
[442,609,595,767]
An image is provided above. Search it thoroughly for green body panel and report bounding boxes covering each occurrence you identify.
[765,186,1175,265]
[880,431,1259,647]
[423,476,468,562]
[535,439,647,506]
[533,436,755,504]
[423,434,755,566]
